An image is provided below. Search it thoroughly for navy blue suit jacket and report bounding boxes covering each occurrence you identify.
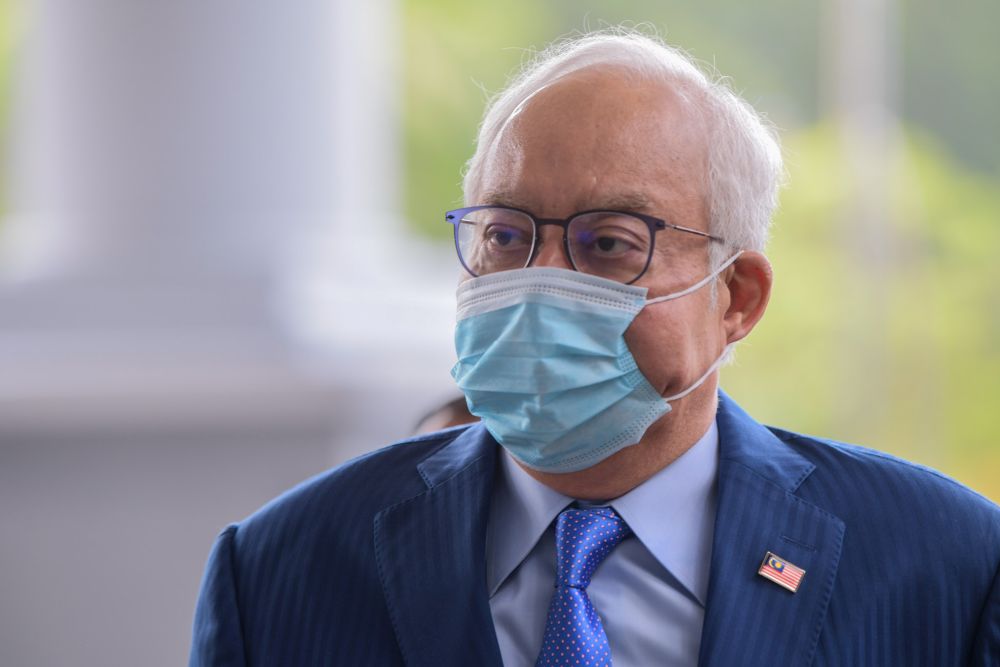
[191,394,1000,665]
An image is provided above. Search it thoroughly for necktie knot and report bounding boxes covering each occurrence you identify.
[554,507,631,589]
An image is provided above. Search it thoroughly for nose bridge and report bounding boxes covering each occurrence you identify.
[530,220,573,270]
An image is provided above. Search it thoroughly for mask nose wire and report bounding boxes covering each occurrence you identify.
[644,251,743,305]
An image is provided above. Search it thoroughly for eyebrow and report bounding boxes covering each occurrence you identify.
[478,190,655,214]
[595,192,654,213]
[478,189,522,208]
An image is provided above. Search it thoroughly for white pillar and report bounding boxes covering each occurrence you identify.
[0,0,458,444]
[0,2,459,666]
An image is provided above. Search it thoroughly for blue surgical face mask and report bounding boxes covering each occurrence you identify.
[451,254,740,473]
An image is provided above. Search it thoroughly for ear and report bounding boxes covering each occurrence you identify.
[721,251,772,345]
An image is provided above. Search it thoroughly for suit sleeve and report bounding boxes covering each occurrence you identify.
[971,557,1000,666]
[189,525,248,667]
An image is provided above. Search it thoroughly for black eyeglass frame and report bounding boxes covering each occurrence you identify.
[445,204,726,284]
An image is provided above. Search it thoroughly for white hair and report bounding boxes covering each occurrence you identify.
[462,30,784,269]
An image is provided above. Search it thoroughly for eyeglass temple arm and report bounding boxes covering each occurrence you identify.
[667,222,725,243]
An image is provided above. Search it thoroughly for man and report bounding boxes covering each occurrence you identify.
[190,32,999,666]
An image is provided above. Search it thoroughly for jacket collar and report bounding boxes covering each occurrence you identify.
[374,423,504,667]
[698,392,845,667]
[715,391,816,492]
[415,422,495,488]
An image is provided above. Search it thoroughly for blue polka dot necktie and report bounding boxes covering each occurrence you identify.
[535,507,632,667]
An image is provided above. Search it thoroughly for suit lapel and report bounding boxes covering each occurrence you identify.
[374,425,504,667]
[698,395,846,667]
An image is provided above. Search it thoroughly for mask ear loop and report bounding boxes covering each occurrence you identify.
[663,344,735,403]
[644,251,743,305]
[644,251,743,403]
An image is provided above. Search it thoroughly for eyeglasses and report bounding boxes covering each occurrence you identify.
[445,205,725,284]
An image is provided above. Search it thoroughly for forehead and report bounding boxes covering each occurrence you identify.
[478,66,710,223]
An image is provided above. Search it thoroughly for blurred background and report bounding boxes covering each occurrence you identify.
[0,0,996,665]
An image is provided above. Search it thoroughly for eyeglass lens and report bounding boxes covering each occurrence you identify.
[455,208,653,283]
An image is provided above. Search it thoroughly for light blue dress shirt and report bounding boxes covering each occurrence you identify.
[486,421,719,666]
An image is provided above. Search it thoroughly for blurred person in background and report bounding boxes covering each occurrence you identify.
[190,30,999,666]
[413,396,479,435]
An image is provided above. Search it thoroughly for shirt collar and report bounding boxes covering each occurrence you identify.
[486,446,572,597]
[486,421,719,604]
[610,419,719,605]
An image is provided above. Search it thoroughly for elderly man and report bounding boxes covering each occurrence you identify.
[190,32,999,666]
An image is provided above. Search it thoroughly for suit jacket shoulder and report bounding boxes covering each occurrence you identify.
[772,425,1000,547]
[780,427,1000,665]
[235,424,468,558]
[703,393,1000,666]
[190,424,491,667]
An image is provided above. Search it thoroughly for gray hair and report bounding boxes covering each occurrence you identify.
[462,30,784,268]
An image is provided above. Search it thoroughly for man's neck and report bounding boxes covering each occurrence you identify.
[516,384,719,500]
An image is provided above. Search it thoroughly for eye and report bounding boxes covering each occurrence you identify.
[594,235,633,254]
[484,223,531,250]
[578,225,643,257]
[487,226,514,247]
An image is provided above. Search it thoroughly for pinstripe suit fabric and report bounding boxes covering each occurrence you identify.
[190,393,1000,666]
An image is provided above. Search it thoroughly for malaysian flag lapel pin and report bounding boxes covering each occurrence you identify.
[758,551,806,593]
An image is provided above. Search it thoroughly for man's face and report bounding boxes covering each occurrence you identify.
[471,67,729,403]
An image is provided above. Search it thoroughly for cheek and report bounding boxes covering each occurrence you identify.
[623,308,683,392]
[624,298,720,392]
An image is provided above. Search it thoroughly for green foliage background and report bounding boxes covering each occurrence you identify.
[728,126,1000,499]
[402,2,1000,500]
